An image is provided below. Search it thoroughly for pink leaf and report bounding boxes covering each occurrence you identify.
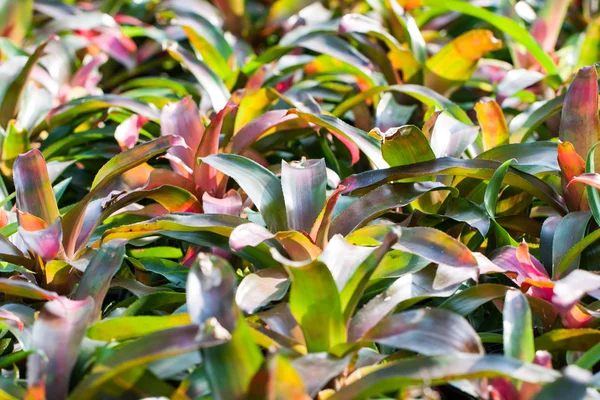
[114,114,149,151]
[160,97,205,178]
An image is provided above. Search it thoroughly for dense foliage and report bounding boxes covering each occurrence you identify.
[3,0,600,398]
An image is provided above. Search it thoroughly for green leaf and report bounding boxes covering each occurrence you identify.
[585,142,600,227]
[484,159,514,220]
[62,136,182,258]
[166,42,230,112]
[201,154,287,232]
[274,250,346,352]
[425,30,502,94]
[421,0,558,77]
[535,329,600,352]
[503,290,535,363]
[32,95,160,137]
[341,158,567,215]
[73,240,127,320]
[555,228,600,278]
[339,231,397,321]
[0,38,50,127]
[70,325,216,400]
[551,212,592,278]
[330,182,456,237]
[289,109,388,169]
[1,120,29,176]
[87,314,190,341]
[373,125,435,167]
[329,353,559,399]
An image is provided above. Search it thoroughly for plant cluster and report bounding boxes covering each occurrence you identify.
[2,0,600,398]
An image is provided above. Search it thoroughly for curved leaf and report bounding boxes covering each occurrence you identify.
[341,157,567,215]
[201,154,287,232]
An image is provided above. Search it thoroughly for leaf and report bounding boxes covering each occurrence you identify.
[578,17,600,68]
[584,142,600,226]
[430,112,479,158]
[293,34,373,74]
[339,231,398,320]
[389,84,472,125]
[552,269,600,311]
[288,109,388,168]
[247,354,310,400]
[13,149,59,227]
[1,120,30,177]
[203,190,243,215]
[329,182,456,237]
[227,109,298,154]
[535,329,600,352]
[559,67,600,172]
[351,224,479,268]
[0,278,58,300]
[273,250,346,352]
[86,314,190,341]
[421,0,558,76]
[27,298,94,400]
[574,341,600,370]
[484,159,514,220]
[551,212,592,278]
[341,157,567,215]
[172,12,233,81]
[281,158,326,233]
[102,213,245,243]
[70,325,219,400]
[0,0,32,45]
[0,38,51,128]
[310,185,345,248]
[372,125,435,167]
[532,372,589,400]
[348,264,467,341]
[503,290,535,363]
[554,228,600,278]
[445,197,490,237]
[201,154,287,232]
[236,268,290,314]
[329,354,559,400]
[74,181,202,255]
[510,96,564,143]
[36,95,160,136]
[475,99,509,151]
[194,102,236,195]
[558,142,588,212]
[364,308,483,355]
[290,353,351,397]
[62,135,183,258]
[187,253,263,400]
[166,42,230,112]
[228,222,318,261]
[160,96,204,179]
[530,0,570,53]
[425,30,502,94]
[17,213,62,261]
[73,240,127,320]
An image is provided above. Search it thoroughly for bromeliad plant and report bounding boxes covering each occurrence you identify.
[4,0,600,399]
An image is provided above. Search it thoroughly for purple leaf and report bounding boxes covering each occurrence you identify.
[27,297,94,400]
